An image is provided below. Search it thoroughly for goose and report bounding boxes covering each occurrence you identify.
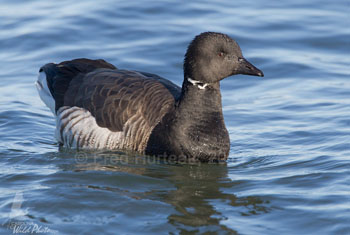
[36,32,263,162]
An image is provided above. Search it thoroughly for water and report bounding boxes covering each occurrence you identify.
[0,0,349,234]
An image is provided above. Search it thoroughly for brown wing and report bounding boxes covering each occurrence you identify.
[64,69,180,134]
[41,58,117,112]
[42,58,181,151]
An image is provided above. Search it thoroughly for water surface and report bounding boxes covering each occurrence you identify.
[0,0,349,234]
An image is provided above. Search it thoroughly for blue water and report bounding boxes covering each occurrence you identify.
[0,0,349,234]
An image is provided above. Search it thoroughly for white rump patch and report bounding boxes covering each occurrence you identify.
[56,106,124,149]
[35,71,55,114]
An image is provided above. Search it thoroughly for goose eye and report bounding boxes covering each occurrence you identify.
[218,52,224,57]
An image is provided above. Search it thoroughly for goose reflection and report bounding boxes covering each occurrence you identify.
[64,150,270,232]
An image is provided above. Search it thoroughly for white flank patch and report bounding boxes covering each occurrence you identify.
[56,106,124,149]
[35,71,55,114]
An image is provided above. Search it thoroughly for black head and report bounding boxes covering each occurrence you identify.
[184,32,263,84]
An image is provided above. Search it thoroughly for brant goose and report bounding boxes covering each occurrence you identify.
[36,32,263,162]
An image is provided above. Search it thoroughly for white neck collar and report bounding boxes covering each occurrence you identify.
[187,77,209,90]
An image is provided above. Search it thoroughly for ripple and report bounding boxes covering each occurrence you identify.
[0,0,349,234]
